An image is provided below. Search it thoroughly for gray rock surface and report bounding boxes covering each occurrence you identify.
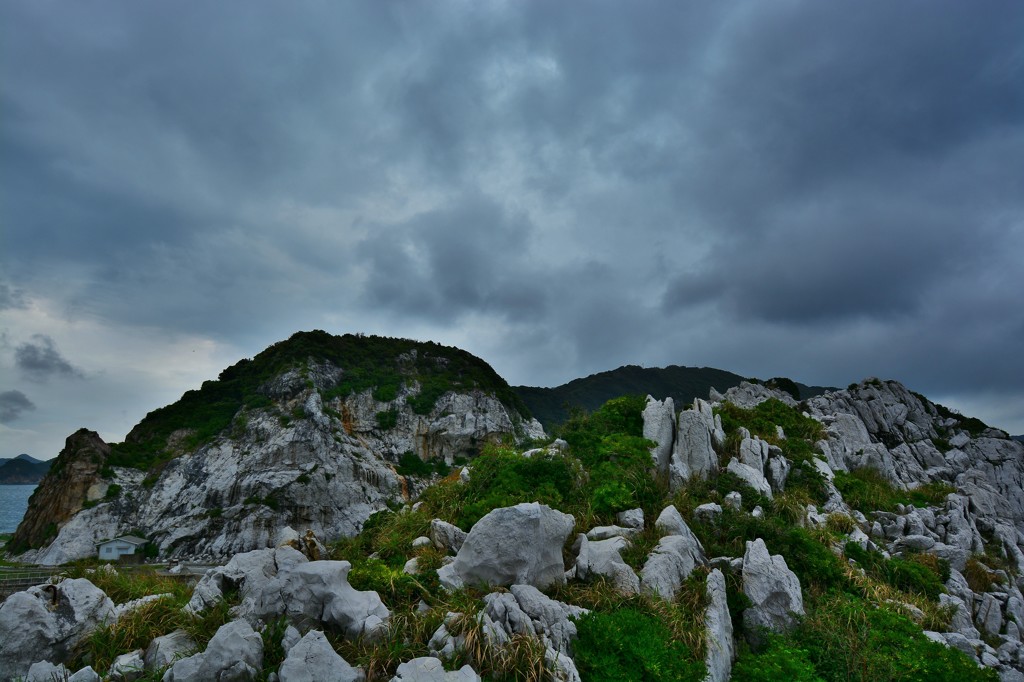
[166,619,263,682]
[640,534,706,600]
[742,538,804,635]
[616,508,644,530]
[278,630,361,682]
[574,534,640,595]
[144,630,197,672]
[430,519,468,554]
[438,503,574,590]
[108,650,145,682]
[704,569,735,682]
[670,404,719,487]
[391,657,480,682]
[643,396,676,473]
[246,559,390,639]
[0,578,116,681]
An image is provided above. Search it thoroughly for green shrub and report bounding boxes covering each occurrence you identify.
[716,398,824,447]
[573,608,705,682]
[347,558,431,610]
[844,542,944,601]
[797,592,998,682]
[376,408,399,430]
[395,451,448,478]
[105,484,122,499]
[835,469,955,514]
[732,635,823,682]
[454,445,582,528]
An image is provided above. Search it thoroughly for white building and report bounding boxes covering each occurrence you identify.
[96,535,148,562]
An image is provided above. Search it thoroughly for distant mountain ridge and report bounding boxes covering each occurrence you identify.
[0,455,50,484]
[513,364,834,429]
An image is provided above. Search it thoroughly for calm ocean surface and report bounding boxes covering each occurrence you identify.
[0,485,36,534]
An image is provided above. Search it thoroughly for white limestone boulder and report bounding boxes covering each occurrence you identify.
[391,657,480,681]
[0,578,115,681]
[704,569,735,682]
[437,502,574,590]
[165,619,263,682]
[640,534,706,600]
[741,538,804,635]
[278,630,361,682]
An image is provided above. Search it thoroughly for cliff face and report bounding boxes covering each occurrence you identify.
[15,357,543,564]
[9,430,109,552]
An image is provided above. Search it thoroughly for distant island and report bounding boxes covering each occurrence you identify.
[0,454,51,484]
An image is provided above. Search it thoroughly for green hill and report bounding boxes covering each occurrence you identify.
[514,364,832,429]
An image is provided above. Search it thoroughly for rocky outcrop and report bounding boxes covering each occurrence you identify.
[643,397,722,490]
[391,657,480,682]
[0,578,116,681]
[741,538,804,636]
[186,546,389,639]
[17,383,538,564]
[9,429,109,553]
[704,569,734,682]
[165,619,263,682]
[643,396,676,472]
[438,503,574,590]
[278,630,361,682]
[573,534,640,594]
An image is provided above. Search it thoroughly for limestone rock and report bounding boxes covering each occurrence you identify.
[0,578,116,681]
[144,629,197,671]
[704,569,735,682]
[726,459,773,499]
[574,535,640,595]
[246,560,390,639]
[723,382,796,409]
[391,657,480,681]
[670,407,719,487]
[430,519,468,554]
[640,534,706,600]
[616,508,644,530]
[108,650,145,682]
[278,630,361,682]
[742,538,804,635]
[643,396,676,473]
[166,619,263,682]
[695,503,723,522]
[438,503,574,590]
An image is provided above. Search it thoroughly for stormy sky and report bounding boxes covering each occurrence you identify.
[2,1,1023,458]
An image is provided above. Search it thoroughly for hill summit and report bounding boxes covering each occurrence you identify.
[10,330,542,561]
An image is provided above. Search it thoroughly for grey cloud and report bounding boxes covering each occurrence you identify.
[0,283,26,310]
[357,194,547,323]
[0,390,35,423]
[15,335,84,381]
[2,0,1024,442]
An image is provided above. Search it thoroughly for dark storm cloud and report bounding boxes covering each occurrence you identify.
[0,390,35,423]
[357,195,548,322]
[2,0,1024,443]
[15,335,84,382]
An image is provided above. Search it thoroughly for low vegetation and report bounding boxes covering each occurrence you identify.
[833,468,956,513]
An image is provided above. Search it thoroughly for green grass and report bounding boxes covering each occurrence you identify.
[833,469,955,513]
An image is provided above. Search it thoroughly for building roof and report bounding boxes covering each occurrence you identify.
[95,535,148,547]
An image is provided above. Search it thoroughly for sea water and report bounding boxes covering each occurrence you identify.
[0,485,36,534]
